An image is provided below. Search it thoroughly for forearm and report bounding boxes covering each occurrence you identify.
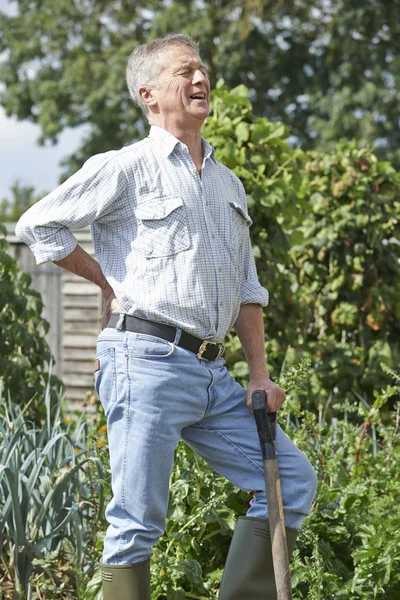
[235,304,286,411]
[234,303,269,378]
[54,244,108,290]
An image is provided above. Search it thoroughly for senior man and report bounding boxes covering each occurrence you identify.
[16,34,317,600]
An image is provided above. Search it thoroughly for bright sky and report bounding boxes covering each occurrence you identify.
[0,0,83,200]
[0,107,84,199]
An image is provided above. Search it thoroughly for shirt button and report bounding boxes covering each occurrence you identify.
[205,201,209,206]
[219,301,223,307]
[211,234,215,239]
[218,267,222,272]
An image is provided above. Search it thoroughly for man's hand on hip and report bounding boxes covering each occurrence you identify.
[246,375,286,413]
[53,246,124,328]
[102,284,123,328]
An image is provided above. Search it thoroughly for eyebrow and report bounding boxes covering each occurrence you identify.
[172,61,207,74]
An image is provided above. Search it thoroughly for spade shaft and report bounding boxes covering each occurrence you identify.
[252,389,293,600]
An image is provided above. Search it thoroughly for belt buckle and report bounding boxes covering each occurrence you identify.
[197,340,224,361]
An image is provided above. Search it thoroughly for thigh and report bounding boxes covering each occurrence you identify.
[97,330,182,558]
[181,362,316,526]
[97,330,212,560]
[181,363,264,490]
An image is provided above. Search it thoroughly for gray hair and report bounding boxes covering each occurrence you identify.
[126,34,200,116]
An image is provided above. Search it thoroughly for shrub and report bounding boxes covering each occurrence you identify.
[85,364,400,599]
[289,369,400,599]
[203,84,400,416]
[0,224,61,413]
[291,143,400,410]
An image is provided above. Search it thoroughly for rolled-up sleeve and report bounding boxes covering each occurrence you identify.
[15,152,127,264]
[239,233,269,306]
[234,180,269,306]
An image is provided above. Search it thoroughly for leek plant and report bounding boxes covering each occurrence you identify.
[0,378,105,599]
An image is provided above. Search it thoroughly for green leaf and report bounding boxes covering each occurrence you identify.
[251,122,272,143]
[235,121,250,145]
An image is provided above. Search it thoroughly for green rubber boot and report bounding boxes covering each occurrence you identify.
[218,516,297,600]
[101,560,151,600]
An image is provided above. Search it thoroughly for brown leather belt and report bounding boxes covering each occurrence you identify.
[106,313,224,361]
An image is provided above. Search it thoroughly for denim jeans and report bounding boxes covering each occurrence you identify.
[95,326,317,565]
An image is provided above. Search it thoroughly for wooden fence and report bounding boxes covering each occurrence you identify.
[6,223,102,410]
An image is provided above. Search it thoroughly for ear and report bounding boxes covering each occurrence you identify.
[138,86,158,110]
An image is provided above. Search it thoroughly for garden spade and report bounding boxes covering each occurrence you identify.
[252,389,293,600]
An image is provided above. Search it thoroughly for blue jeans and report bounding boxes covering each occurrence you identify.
[95,326,317,565]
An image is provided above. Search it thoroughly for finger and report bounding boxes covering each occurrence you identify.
[265,393,280,412]
[246,390,254,412]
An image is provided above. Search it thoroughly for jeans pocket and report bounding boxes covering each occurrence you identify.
[95,347,117,416]
[127,335,175,362]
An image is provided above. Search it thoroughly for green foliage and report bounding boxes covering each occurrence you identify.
[0,384,105,600]
[1,0,400,177]
[203,81,306,262]
[82,365,400,600]
[1,361,399,599]
[0,181,44,222]
[0,15,399,595]
[149,442,245,600]
[0,224,61,409]
[203,82,309,387]
[292,143,400,408]
[202,84,400,415]
[289,382,400,599]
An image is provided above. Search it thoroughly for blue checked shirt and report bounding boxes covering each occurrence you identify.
[16,126,269,342]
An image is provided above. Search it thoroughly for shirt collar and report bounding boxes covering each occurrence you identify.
[148,125,215,161]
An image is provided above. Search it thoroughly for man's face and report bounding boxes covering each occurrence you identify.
[151,46,210,128]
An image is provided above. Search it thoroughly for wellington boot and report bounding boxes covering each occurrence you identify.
[218,516,297,600]
[101,559,151,600]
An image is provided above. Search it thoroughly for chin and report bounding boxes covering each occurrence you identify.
[193,107,209,118]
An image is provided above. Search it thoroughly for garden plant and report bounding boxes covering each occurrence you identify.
[0,83,399,599]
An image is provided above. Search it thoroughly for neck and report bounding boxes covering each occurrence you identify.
[150,119,204,165]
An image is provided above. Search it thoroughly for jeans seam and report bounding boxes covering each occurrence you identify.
[204,369,217,416]
[128,332,174,345]
[96,349,117,416]
[116,343,132,558]
[198,422,264,473]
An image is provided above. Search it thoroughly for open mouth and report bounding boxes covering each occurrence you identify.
[190,93,206,100]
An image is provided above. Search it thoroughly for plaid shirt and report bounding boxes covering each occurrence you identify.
[16,126,268,342]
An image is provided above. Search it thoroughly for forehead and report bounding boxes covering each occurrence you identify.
[160,46,205,72]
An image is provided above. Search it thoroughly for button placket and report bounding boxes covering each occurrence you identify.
[201,167,226,338]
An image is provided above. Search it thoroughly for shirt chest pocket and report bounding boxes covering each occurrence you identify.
[135,196,191,258]
[229,201,252,251]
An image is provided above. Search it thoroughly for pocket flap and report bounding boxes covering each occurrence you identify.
[136,196,184,221]
[229,201,253,226]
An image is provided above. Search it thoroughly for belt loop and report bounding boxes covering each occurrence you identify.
[115,312,126,330]
[174,327,182,344]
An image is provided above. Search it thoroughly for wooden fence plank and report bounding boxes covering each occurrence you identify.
[63,295,100,308]
[6,224,102,409]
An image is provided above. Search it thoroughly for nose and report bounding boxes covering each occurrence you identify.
[192,69,208,85]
